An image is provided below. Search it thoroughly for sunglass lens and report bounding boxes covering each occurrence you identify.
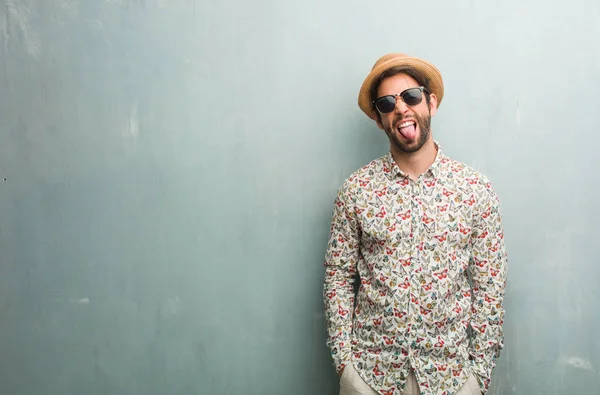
[375,96,396,113]
[402,88,423,106]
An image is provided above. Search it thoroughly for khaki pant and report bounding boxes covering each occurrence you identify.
[339,364,482,395]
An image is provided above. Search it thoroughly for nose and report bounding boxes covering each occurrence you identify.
[394,95,410,114]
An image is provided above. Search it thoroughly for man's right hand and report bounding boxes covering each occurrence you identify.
[338,366,345,378]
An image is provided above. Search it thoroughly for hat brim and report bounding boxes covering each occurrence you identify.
[358,55,444,120]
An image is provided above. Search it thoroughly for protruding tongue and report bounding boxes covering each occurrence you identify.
[399,124,417,140]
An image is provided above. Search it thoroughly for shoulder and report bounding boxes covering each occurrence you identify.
[442,156,499,201]
[338,155,389,193]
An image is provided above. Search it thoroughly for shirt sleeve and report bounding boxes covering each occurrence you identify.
[468,181,508,393]
[323,180,361,374]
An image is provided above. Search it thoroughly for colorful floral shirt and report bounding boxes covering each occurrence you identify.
[323,145,507,395]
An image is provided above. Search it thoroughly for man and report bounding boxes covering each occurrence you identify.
[323,53,508,395]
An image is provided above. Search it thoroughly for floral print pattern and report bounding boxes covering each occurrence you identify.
[323,145,507,395]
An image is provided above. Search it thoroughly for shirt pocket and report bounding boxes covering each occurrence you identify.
[359,205,403,258]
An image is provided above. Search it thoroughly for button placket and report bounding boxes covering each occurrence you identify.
[407,177,423,363]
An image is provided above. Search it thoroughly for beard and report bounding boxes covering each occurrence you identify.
[384,110,431,154]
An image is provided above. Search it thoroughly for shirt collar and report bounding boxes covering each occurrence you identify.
[384,141,446,179]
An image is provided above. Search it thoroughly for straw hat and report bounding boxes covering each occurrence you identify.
[358,53,444,120]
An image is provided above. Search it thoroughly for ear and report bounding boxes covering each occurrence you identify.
[428,93,438,117]
[373,112,384,130]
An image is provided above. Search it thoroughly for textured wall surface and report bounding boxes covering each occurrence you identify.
[1,1,599,394]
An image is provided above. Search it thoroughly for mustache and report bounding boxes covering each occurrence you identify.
[393,113,420,126]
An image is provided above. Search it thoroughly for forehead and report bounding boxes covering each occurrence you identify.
[377,73,420,96]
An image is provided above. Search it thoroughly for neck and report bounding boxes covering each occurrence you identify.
[391,138,438,180]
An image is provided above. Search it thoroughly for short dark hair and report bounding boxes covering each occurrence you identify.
[369,67,432,122]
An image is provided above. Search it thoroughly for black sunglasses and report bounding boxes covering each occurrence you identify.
[372,86,428,114]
